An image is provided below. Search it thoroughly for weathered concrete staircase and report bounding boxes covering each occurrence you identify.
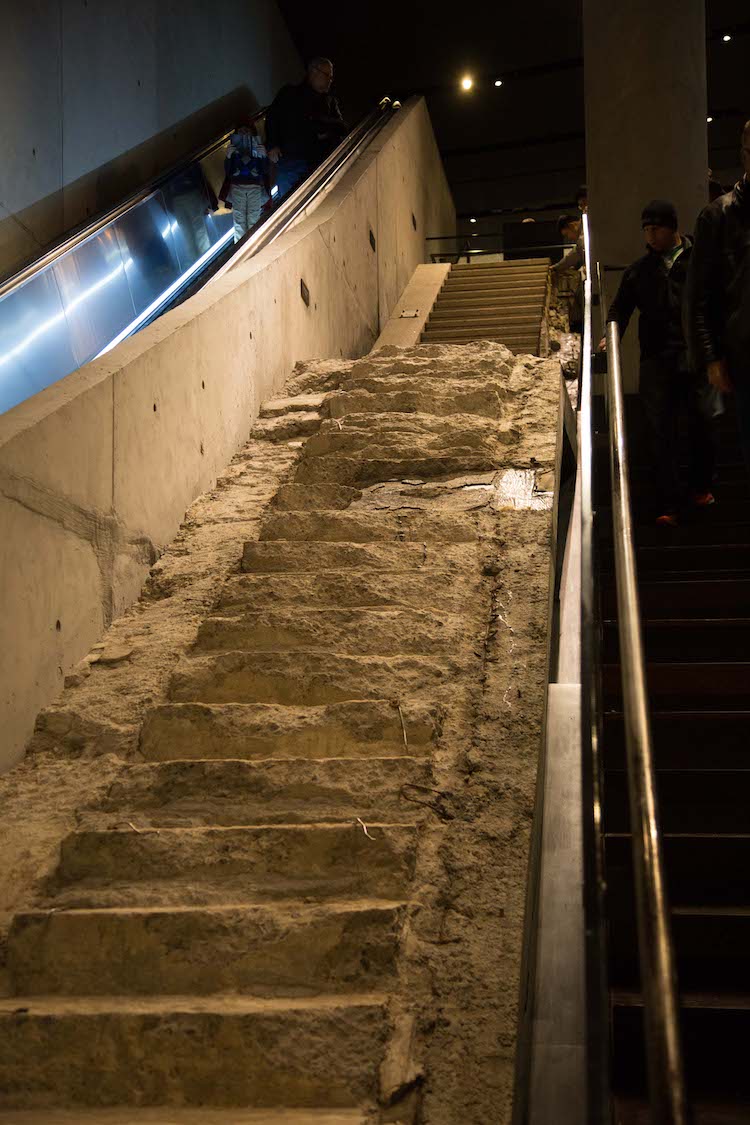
[421,259,550,354]
[0,342,557,1123]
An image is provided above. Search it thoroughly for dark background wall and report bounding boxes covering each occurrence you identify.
[0,0,302,280]
[277,0,749,242]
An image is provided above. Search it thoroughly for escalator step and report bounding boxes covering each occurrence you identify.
[603,768,750,833]
[609,905,750,991]
[603,711,750,769]
[603,661,750,710]
[601,578,750,617]
[612,991,750,1099]
[606,833,750,906]
[604,618,750,662]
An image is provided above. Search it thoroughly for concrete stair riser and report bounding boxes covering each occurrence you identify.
[270,485,364,511]
[291,454,499,487]
[240,540,477,574]
[259,394,327,418]
[8,902,405,996]
[217,570,481,614]
[194,607,469,657]
[249,413,323,442]
[326,388,508,420]
[0,1112,368,1124]
[139,699,437,762]
[98,757,437,827]
[258,510,484,545]
[50,824,418,905]
[168,651,468,707]
[0,995,388,1108]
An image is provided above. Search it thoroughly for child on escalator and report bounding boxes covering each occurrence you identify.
[220,123,270,242]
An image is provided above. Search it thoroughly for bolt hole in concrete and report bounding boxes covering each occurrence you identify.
[153,403,157,412]
[200,442,204,456]
[412,212,417,230]
[55,620,61,632]
[201,381,205,390]
[369,228,376,251]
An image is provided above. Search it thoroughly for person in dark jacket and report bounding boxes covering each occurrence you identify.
[551,214,585,331]
[265,57,347,200]
[602,199,717,524]
[686,121,750,472]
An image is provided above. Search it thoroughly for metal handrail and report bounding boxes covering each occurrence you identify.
[578,215,613,1124]
[604,317,689,1124]
[211,97,399,282]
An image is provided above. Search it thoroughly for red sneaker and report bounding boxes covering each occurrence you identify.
[656,512,679,527]
[693,491,716,507]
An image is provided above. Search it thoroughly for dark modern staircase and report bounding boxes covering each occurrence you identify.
[596,396,750,1124]
[420,258,550,354]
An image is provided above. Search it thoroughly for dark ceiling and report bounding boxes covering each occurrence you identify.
[276,0,749,235]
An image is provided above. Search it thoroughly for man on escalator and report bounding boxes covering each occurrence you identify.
[265,57,347,201]
[601,199,719,526]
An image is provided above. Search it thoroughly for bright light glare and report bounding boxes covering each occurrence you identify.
[95,228,235,357]
[723,33,732,41]
[461,76,473,91]
[494,79,503,87]
[0,261,128,369]
[707,116,713,123]
[469,217,477,223]
[271,185,279,196]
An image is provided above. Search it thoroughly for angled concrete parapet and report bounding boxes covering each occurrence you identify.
[0,97,455,770]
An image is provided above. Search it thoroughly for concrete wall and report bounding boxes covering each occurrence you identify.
[0,0,301,280]
[0,96,455,770]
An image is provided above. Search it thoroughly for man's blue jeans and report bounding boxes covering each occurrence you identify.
[275,159,312,201]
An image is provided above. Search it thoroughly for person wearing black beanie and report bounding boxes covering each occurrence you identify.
[601,199,717,525]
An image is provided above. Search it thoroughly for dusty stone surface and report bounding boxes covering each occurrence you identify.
[0,340,557,1122]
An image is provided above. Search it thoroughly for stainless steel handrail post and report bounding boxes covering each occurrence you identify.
[605,319,689,1124]
[578,214,613,1124]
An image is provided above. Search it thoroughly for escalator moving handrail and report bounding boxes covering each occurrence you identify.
[212,97,398,281]
[0,106,267,300]
[604,317,689,1124]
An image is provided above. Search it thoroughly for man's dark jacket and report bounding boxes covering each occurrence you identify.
[607,236,694,364]
[265,82,347,166]
[685,178,750,379]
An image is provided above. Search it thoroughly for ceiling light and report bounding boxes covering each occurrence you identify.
[723,33,732,41]
[494,79,503,87]
[461,75,473,91]
[707,116,713,123]
[469,217,477,223]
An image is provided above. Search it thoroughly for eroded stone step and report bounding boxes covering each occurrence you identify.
[0,1111,367,1124]
[194,607,468,656]
[241,540,475,573]
[249,412,323,443]
[47,823,418,906]
[0,993,387,1108]
[218,569,479,614]
[140,699,437,761]
[96,757,436,826]
[271,484,363,511]
[8,901,404,996]
[169,651,465,707]
[327,386,506,420]
[292,452,498,487]
[259,394,327,418]
[258,510,483,544]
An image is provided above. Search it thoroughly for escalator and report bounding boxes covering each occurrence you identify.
[0,98,398,416]
[579,231,750,1122]
[598,396,750,1124]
